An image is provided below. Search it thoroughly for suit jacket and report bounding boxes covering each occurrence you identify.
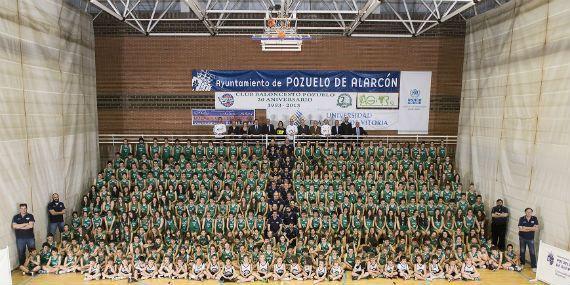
[248,124,262,135]
[228,126,239,135]
[298,125,310,135]
[261,124,276,135]
[309,126,321,136]
[352,127,368,136]
[340,122,353,135]
[331,125,342,136]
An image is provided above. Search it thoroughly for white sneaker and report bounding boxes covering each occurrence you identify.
[532,268,537,273]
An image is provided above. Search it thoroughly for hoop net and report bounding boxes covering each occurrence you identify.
[251,12,311,51]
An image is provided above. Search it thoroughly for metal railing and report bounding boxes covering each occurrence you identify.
[99,134,458,147]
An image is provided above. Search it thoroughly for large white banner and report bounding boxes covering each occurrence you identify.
[398,71,432,134]
[216,92,399,130]
[0,247,12,285]
[215,71,431,132]
[536,241,570,285]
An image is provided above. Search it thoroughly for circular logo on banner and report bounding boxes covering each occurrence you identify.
[547,252,554,265]
[218,93,235,107]
[337,93,352,108]
[410,89,421,98]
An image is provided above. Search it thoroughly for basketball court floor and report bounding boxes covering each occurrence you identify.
[11,268,541,285]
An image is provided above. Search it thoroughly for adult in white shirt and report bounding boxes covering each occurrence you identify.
[213,117,227,138]
[285,119,298,140]
[320,119,331,137]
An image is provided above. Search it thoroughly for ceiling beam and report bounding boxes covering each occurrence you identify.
[345,0,381,36]
[147,0,177,33]
[90,0,123,21]
[441,0,476,21]
[184,0,218,35]
[385,0,414,35]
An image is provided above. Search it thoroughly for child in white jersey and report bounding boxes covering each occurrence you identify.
[256,254,270,281]
[351,257,365,280]
[172,258,188,279]
[397,257,412,280]
[429,255,445,280]
[288,257,304,281]
[445,258,461,282]
[365,255,382,278]
[205,255,222,280]
[189,257,206,281]
[302,257,315,280]
[271,257,288,281]
[329,259,344,281]
[414,255,429,280]
[383,259,398,278]
[157,257,174,278]
[313,259,327,284]
[461,258,480,281]
[220,258,237,282]
[101,259,116,280]
[237,255,255,282]
[116,259,132,280]
[140,259,158,280]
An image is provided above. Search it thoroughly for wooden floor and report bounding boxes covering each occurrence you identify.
[11,268,543,285]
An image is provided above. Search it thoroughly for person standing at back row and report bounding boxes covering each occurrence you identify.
[518,208,539,272]
[340,116,353,135]
[491,199,508,250]
[47,193,65,236]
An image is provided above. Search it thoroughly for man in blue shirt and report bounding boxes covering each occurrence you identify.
[12,203,35,265]
[518,207,539,272]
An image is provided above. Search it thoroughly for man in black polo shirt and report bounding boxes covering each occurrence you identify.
[518,207,539,272]
[47,193,65,236]
[282,206,298,226]
[12,203,35,265]
[268,191,286,212]
[491,199,509,250]
[267,211,283,236]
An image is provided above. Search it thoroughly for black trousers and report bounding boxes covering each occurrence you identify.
[491,223,507,250]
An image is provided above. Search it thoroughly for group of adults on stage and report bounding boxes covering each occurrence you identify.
[213,116,367,138]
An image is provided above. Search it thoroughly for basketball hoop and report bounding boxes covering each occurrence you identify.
[251,11,311,52]
[268,18,276,28]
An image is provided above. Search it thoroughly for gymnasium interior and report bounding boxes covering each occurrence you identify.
[0,0,569,284]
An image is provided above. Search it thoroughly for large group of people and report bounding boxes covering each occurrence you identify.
[13,135,539,283]
[214,116,367,138]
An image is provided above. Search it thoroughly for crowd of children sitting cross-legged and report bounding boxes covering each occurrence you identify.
[18,138,522,283]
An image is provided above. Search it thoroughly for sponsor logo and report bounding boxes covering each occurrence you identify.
[547,252,554,266]
[290,110,304,125]
[218,93,235,107]
[408,89,422,105]
[336,94,352,108]
[192,70,214,91]
[356,93,398,109]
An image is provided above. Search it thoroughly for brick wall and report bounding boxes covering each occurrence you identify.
[95,35,464,135]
